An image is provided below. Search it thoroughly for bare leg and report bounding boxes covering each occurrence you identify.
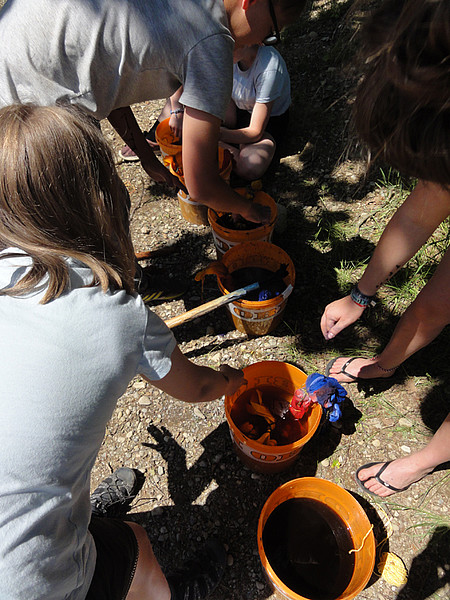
[327,246,450,383]
[357,413,450,497]
[125,521,171,600]
[233,134,276,181]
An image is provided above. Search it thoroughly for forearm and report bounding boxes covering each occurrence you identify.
[145,346,244,402]
[358,181,450,296]
[219,125,263,145]
[108,107,179,186]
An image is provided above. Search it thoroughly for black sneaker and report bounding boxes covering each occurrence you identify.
[135,263,187,304]
[90,467,144,518]
[166,538,226,600]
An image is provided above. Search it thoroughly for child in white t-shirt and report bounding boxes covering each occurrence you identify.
[219,45,291,181]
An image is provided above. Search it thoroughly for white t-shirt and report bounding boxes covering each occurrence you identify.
[0,0,234,121]
[232,45,291,116]
[0,250,177,600]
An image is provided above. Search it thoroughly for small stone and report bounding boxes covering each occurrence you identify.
[138,396,151,406]
[256,582,265,591]
[401,445,411,453]
[157,466,164,475]
[227,554,234,566]
[193,407,206,419]
[399,418,413,428]
[372,439,381,448]
[321,458,330,467]
[133,381,146,390]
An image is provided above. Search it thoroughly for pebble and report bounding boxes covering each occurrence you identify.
[401,445,411,453]
[193,407,206,419]
[138,396,151,406]
[133,381,146,390]
[399,418,413,428]
[227,555,234,566]
[372,439,381,448]
[256,582,265,591]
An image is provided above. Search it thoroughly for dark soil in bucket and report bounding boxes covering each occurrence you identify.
[228,266,288,301]
[230,385,304,445]
[216,213,260,231]
[262,498,355,600]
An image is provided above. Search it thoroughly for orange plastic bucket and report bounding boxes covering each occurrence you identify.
[176,148,232,226]
[257,478,376,600]
[156,119,233,225]
[224,361,322,473]
[217,241,295,336]
[208,190,277,257]
[155,118,182,164]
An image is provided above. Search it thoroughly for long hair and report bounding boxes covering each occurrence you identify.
[353,0,450,185]
[0,104,136,303]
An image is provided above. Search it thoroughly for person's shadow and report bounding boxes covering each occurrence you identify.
[395,526,450,600]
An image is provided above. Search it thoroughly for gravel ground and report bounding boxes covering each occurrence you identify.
[91,3,450,596]
[2,0,444,595]
[92,103,450,599]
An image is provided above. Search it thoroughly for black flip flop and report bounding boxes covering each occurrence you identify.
[355,461,410,497]
[325,356,364,381]
[325,356,395,383]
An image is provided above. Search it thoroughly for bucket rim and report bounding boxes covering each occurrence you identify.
[257,477,376,600]
[207,190,278,231]
[224,361,322,453]
[217,240,296,303]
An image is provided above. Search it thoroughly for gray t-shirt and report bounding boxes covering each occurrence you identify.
[0,250,177,600]
[0,0,234,121]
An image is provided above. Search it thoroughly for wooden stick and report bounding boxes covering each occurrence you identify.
[165,283,260,329]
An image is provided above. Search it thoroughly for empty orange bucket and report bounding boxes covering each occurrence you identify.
[224,361,322,474]
[217,241,295,336]
[208,190,277,257]
[257,477,376,600]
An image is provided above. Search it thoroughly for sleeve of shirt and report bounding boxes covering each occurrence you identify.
[254,69,284,104]
[180,33,234,121]
[137,308,177,381]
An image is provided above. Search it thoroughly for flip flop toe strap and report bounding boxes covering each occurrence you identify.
[374,461,409,492]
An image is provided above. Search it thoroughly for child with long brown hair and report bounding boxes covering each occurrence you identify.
[0,104,245,600]
[321,0,450,497]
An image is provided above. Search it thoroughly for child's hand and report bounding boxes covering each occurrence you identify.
[219,364,246,395]
[241,202,272,224]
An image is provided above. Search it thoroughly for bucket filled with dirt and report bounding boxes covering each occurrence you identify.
[217,241,295,336]
[257,477,376,600]
[224,361,322,474]
[156,118,232,226]
[208,189,277,257]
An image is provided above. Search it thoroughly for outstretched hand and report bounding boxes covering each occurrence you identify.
[320,295,365,340]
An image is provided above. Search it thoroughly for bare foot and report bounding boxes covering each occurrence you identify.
[326,356,396,384]
[356,457,433,497]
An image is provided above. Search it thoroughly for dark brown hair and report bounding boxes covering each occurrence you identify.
[354,0,450,185]
[0,104,135,303]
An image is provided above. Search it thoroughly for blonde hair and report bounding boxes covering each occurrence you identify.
[0,104,136,303]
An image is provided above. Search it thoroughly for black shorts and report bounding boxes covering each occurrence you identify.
[86,517,139,600]
[235,107,290,150]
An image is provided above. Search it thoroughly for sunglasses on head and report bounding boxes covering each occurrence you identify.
[263,0,281,46]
